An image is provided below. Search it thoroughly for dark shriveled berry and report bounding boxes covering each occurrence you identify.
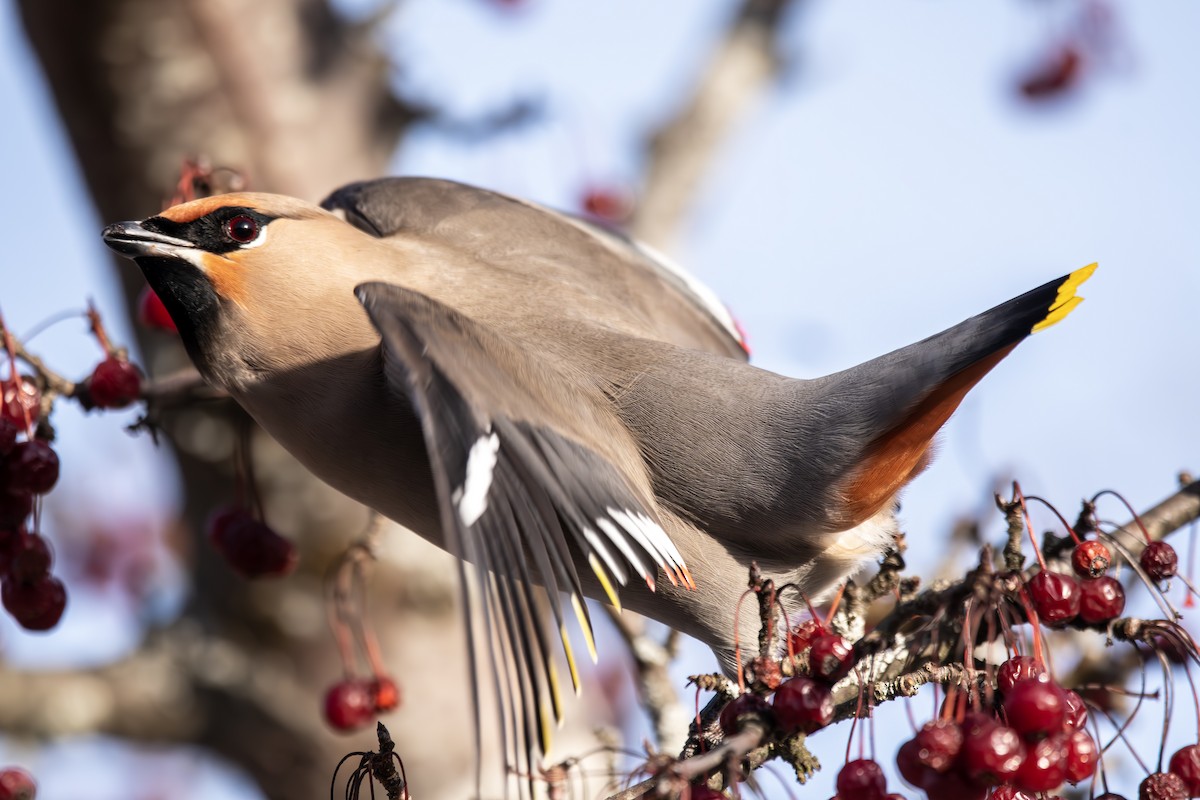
[835,759,886,800]
[924,769,987,800]
[1072,539,1112,578]
[1141,541,1179,581]
[1141,772,1188,800]
[686,784,725,800]
[0,492,32,528]
[87,357,142,409]
[0,419,17,457]
[1169,744,1200,796]
[4,441,59,495]
[5,532,52,583]
[207,507,297,579]
[1,575,66,631]
[1028,571,1081,626]
[773,676,833,734]
[1078,576,1126,623]
[718,692,772,736]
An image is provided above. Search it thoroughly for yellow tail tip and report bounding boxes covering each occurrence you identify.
[1032,262,1097,333]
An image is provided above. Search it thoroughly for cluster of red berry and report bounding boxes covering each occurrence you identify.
[896,656,1096,799]
[324,674,401,732]
[0,765,35,800]
[0,307,147,632]
[0,380,65,631]
[322,542,402,733]
[718,619,856,742]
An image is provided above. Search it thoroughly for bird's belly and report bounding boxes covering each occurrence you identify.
[233,371,444,546]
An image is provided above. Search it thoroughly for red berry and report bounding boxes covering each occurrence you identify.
[913,719,963,772]
[1169,744,1200,796]
[836,759,886,800]
[0,491,31,528]
[0,766,36,800]
[580,186,633,224]
[896,738,936,790]
[5,532,52,583]
[1,575,66,631]
[1014,733,1068,793]
[137,286,178,333]
[87,357,142,409]
[789,619,822,655]
[0,377,39,429]
[1065,730,1098,785]
[1004,678,1066,737]
[1072,540,1111,578]
[718,692,772,736]
[4,440,59,495]
[1141,541,1179,581]
[207,507,297,579]
[1078,576,1126,623]
[370,675,401,712]
[772,676,833,734]
[1061,689,1087,730]
[1142,772,1189,800]
[1018,46,1082,100]
[1028,571,1081,626]
[992,787,1035,800]
[961,716,1025,785]
[998,656,1047,693]
[323,679,375,732]
[0,419,17,457]
[924,769,987,800]
[686,784,725,800]
[809,632,854,683]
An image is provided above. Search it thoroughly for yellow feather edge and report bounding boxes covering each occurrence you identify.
[559,624,581,696]
[571,593,599,664]
[1032,262,1096,333]
[588,553,622,612]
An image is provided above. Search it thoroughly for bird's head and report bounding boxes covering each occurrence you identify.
[103,193,386,389]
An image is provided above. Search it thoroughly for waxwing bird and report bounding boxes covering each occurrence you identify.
[102,177,1094,775]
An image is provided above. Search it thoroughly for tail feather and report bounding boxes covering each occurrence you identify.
[826,263,1096,526]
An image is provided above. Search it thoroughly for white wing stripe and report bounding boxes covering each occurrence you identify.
[583,527,629,586]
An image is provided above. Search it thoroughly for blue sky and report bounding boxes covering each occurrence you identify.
[0,0,1197,796]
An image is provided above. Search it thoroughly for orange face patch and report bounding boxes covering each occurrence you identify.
[159,194,266,224]
[198,252,248,307]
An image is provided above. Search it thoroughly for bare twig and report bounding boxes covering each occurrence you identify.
[605,607,689,750]
[633,0,803,249]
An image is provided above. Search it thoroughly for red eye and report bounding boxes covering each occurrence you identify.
[226,215,259,244]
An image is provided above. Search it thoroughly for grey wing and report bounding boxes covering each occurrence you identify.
[323,177,750,360]
[354,281,691,787]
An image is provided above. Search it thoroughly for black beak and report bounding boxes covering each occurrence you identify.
[102,221,195,259]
